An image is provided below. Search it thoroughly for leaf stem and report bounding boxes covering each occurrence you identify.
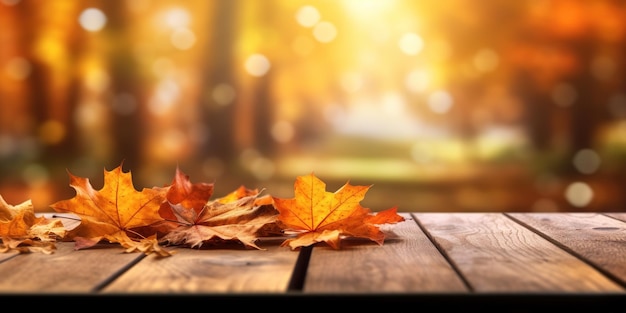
[51,214,81,221]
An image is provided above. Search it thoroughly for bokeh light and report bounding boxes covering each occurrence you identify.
[211,83,236,106]
[399,32,424,55]
[312,21,337,43]
[565,182,594,208]
[78,8,107,32]
[244,54,271,77]
[295,5,320,28]
[170,28,196,50]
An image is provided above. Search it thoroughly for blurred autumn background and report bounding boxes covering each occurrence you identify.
[1,0,626,213]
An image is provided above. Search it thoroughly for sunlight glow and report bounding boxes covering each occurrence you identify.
[405,69,430,93]
[428,90,453,114]
[164,8,191,28]
[332,97,425,139]
[341,0,395,19]
[399,32,424,55]
[4,1,626,214]
[148,79,180,115]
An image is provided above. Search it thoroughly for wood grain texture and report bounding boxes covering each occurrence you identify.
[507,212,626,288]
[3,212,626,297]
[303,213,468,293]
[102,238,299,293]
[0,242,143,293]
[414,213,624,293]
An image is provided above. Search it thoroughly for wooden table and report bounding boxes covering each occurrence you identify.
[2,212,625,309]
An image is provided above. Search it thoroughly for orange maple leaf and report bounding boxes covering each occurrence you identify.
[271,173,405,250]
[147,166,215,237]
[0,195,66,254]
[49,163,172,256]
[159,186,279,250]
[164,166,214,215]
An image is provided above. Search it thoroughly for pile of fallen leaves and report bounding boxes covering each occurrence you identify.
[0,162,404,256]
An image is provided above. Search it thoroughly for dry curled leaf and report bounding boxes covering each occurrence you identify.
[159,184,279,250]
[125,234,174,257]
[0,195,66,254]
[272,173,404,250]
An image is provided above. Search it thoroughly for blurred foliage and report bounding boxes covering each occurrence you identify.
[1,0,626,212]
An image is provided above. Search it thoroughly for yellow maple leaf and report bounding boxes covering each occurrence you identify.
[271,173,404,250]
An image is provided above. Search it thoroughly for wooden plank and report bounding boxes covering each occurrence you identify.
[0,250,18,262]
[507,212,626,288]
[303,213,468,293]
[604,213,626,223]
[101,238,299,293]
[0,241,143,293]
[414,213,624,293]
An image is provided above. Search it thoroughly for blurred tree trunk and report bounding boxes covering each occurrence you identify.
[15,1,81,166]
[559,35,623,178]
[251,4,275,157]
[102,1,144,170]
[514,70,553,152]
[568,38,597,155]
[202,0,238,162]
[16,2,47,140]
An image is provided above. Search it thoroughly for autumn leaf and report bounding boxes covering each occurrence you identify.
[124,234,172,257]
[49,163,173,256]
[159,186,279,250]
[0,195,66,254]
[216,184,275,207]
[216,185,258,204]
[271,173,405,250]
[163,166,214,217]
[146,166,215,237]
